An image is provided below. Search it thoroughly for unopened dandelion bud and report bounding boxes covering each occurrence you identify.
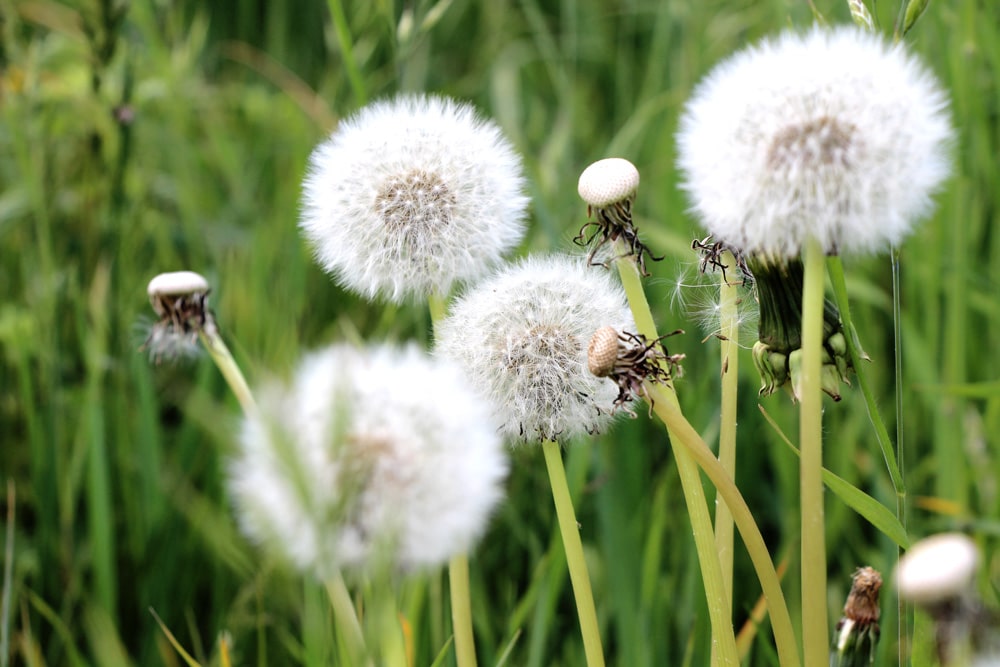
[833,567,882,667]
[901,0,930,37]
[587,326,621,378]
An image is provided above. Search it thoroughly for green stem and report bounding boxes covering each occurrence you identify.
[448,555,477,667]
[799,238,828,667]
[429,292,477,667]
[715,251,741,615]
[616,252,799,667]
[326,574,373,667]
[199,328,257,415]
[541,440,605,667]
[615,255,741,667]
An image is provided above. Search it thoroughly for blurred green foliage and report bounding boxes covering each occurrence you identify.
[1,0,998,664]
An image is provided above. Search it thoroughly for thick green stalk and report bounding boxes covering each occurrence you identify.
[616,253,799,667]
[799,238,829,667]
[541,440,606,667]
[429,293,478,667]
[715,251,741,614]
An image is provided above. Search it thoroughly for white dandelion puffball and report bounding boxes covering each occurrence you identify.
[435,255,634,443]
[896,532,979,606]
[677,26,953,257]
[300,94,529,302]
[228,344,508,577]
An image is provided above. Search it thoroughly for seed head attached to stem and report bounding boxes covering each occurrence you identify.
[586,326,684,417]
[143,271,215,362]
[575,158,662,276]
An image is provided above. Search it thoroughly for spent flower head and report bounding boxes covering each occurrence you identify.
[300,94,529,302]
[587,326,685,417]
[436,255,633,443]
[677,25,953,258]
[142,271,214,362]
[229,343,507,578]
[575,157,661,275]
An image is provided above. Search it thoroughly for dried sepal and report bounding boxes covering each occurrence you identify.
[586,327,685,417]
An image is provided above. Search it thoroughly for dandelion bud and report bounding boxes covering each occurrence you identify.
[300,94,528,303]
[436,255,633,442]
[229,344,507,577]
[832,566,882,667]
[750,258,851,401]
[143,270,214,362]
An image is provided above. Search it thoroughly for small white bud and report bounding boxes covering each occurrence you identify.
[896,533,979,606]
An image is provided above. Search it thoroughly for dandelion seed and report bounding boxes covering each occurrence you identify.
[229,344,507,577]
[435,255,633,443]
[300,94,529,302]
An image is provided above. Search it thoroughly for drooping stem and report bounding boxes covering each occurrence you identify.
[541,440,605,667]
[614,253,759,667]
[799,237,829,666]
[646,385,801,667]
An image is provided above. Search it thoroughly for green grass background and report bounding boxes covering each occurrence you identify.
[1,0,998,664]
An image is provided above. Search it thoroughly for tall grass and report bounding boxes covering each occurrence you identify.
[1,0,998,664]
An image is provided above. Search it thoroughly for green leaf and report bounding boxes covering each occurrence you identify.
[759,406,911,549]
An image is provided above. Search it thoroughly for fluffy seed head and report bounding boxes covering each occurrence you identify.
[578,158,640,207]
[300,94,529,302]
[435,255,633,443]
[677,26,953,257]
[896,533,979,606]
[228,344,507,577]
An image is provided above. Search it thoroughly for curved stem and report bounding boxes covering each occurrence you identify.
[799,238,828,667]
[541,440,605,667]
[199,328,257,415]
[616,252,799,667]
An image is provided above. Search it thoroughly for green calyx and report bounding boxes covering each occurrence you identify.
[748,256,851,401]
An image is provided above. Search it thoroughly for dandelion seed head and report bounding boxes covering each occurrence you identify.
[677,26,953,257]
[142,270,213,363]
[229,344,507,577]
[300,94,529,302]
[435,255,633,443]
